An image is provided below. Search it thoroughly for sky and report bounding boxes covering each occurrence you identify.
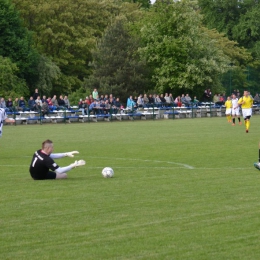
[151,0,156,4]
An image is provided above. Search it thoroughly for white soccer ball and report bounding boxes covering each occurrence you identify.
[102,167,114,178]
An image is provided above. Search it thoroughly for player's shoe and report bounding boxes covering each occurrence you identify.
[239,122,242,125]
[246,129,248,133]
[254,162,260,170]
[232,123,235,126]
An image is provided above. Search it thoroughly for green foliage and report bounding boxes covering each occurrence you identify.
[0,55,29,98]
[123,0,151,8]
[137,0,232,95]
[12,0,123,94]
[85,15,152,102]
[34,55,61,97]
[198,0,260,94]
[0,0,39,89]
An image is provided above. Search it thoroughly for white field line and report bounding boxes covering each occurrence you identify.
[1,156,254,170]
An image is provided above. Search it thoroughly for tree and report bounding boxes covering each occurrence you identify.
[137,0,234,95]
[0,0,39,90]
[12,0,124,94]
[84,15,152,102]
[0,56,29,98]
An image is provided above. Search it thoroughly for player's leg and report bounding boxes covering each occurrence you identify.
[55,172,68,179]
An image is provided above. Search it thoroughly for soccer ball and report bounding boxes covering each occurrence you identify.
[102,167,114,178]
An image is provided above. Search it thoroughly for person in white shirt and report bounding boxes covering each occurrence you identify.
[231,94,242,126]
[0,108,15,138]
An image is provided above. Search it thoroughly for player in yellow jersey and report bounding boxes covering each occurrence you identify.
[238,90,253,133]
[224,96,232,123]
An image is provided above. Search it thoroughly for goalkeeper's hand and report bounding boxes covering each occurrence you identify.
[65,151,79,157]
[70,160,86,168]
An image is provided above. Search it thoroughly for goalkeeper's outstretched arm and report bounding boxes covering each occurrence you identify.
[50,151,79,159]
[55,160,86,179]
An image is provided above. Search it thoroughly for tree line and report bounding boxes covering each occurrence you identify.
[0,0,259,104]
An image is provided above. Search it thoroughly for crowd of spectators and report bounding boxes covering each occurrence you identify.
[1,87,260,117]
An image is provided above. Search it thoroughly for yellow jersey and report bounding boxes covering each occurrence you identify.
[225,100,232,109]
[238,96,253,109]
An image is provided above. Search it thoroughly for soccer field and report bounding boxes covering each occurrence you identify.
[1,117,260,259]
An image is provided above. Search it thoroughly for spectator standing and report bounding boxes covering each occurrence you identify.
[92,88,98,100]
[33,88,39,100]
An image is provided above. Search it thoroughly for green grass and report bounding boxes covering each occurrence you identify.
[1,117,260,259]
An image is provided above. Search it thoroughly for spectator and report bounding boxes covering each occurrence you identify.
[18,97,26,111]
[104,100,111,114]
[164,93,171,106]
[78,100,87,115]
[6,98,13,112]
[41,101,49,117]
[47,97,53,106]
[174,96,182,107]
[185,94,192,106]
[137,94,144,108]
[58,95,65,108]
[64,95,71,109]
[51,95,58,108]
[154,94,161,107]
[193,96,199,106]
[13,97,19,111]
[160,94,166,105]
[113,98,121,113]
[143,94,149,107]
[28,96,36,111]
[127,96,136,110]
[213,94,219,104]
[33,88,39,100]
[92,88,98,100]
[203,89,212,102]
[148,94,154,105]
[169,93,174,105]
[35,96,42,107]
[42,95,47,104]
[181,94,188,106]
[85,97,91,106]
[89,94,94,104]
[254,93,260,104]
[0,98,7,111]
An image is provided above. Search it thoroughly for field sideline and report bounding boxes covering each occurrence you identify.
[1,117,260,259]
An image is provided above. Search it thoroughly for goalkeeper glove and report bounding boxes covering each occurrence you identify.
[70,160,86,168]
[65,151,79,157]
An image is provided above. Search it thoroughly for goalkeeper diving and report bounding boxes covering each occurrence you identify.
[29,139,85,180]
